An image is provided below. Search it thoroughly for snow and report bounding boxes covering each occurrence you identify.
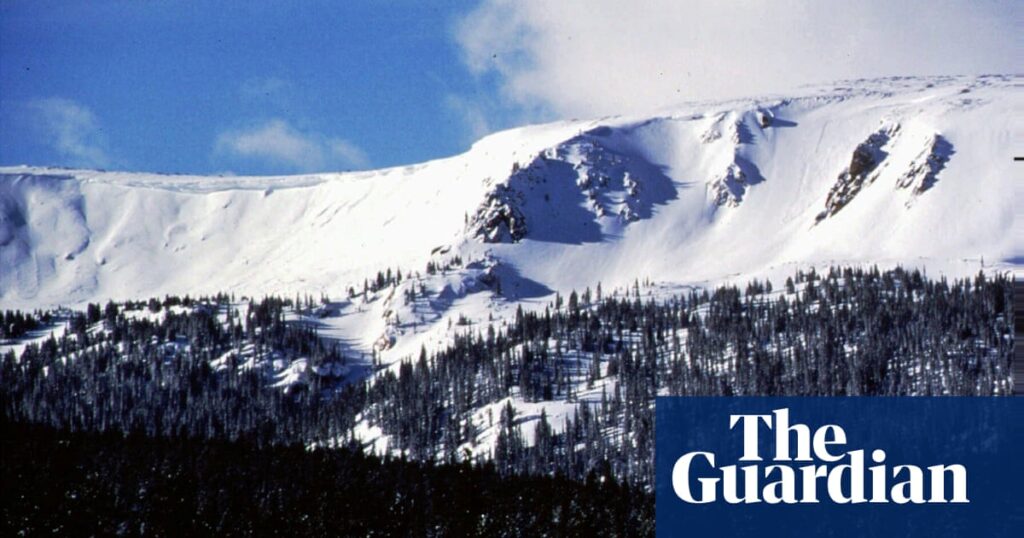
[2,75,1018,410]
[0,118,584,311]
[0,316,69,359]
[3,76,1016,317]
[4,76,1018,464]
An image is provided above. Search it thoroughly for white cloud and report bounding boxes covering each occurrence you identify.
[217,120,319,165]
[455,0,1019,118]
[327,139,370,169]
[215,119,369,171]
[29,98,111,167]
[444,94,494,142]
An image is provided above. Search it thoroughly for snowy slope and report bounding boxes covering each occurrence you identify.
[0,119,580,308]
[2,74,1018,325]
[462,75,1019,297]
[3,74,1019,463]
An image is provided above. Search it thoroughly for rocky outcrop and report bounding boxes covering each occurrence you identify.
[896,134,952,204]
[469,183,527,243]
[570,138,646,223]
[816,124,900,222]
[703,112,765,208]
[700,114,727,143]
[468,129,674,243]
[709,163,748,207]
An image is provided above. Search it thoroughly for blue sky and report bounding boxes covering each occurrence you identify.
[1,1,1016,175]
[0,1,518,174]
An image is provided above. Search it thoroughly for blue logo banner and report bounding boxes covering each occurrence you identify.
[655,397,1023,537]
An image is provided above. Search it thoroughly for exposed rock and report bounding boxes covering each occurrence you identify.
[468,127,674,243]
[709,163,747,207]
[816,124,900,222]
[700,113,727,144]
[896,134,953,204]
[374,331,396,351]
[469,184,527,243]
[847,143,877,179]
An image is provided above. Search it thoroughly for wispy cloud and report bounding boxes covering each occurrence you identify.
[444,94,494,142]
[215,119,369,172]
[454,0,1018,118]
[326,139,370,169]
[29,98,111,168]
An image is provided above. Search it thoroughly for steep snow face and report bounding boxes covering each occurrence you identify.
[1,75,1018,313]
[0,120,584,309]
[468,128,677,244]
[456,76,1018,301]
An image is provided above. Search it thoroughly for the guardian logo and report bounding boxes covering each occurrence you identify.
[672,408,968,505]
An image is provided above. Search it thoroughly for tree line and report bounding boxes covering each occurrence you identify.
[3,419,651,536]
[1,266,1013,499]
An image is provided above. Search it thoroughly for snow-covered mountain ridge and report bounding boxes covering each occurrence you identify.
[2,75,1018,320]
[2,75,1018,471]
